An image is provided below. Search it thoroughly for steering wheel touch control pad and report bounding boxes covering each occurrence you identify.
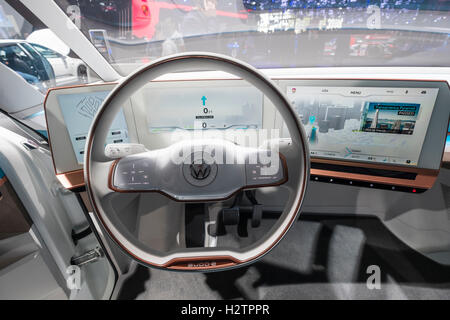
[110,140,287,201]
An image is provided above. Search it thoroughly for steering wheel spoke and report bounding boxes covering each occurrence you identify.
[90,160,117,198]
[244,148,288,189]
[108,140,287,202]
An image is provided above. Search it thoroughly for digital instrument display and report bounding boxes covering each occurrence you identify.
[144,86,263,132]
[287,86,439,166]
[58,91,129,164]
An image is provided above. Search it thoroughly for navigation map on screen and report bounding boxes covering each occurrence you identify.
[287,86,439,166]
[58,91,129,164]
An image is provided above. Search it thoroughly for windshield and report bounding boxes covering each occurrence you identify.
[52,0,450,74]
[0,0,99,94]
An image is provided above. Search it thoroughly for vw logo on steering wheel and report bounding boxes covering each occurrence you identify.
[190,162,211,180]
[182,151,218,187]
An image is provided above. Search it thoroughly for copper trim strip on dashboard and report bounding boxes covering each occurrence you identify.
[311,157,437,173]
[310,170,436,189]
[310,158,438,189]
[60,158,439,191]
[58,154,439,191]
[56,169,85,190]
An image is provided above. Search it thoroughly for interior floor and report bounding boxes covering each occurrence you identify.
[118,214,450,300]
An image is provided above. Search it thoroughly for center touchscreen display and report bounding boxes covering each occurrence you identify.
[287,86,439,166]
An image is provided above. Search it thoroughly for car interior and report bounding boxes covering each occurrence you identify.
[0,0,449,300]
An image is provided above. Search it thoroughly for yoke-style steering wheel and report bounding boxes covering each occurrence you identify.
[85,53,309,271]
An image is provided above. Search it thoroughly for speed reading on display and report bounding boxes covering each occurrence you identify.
[196,95,214,129]
[145,86,263,132]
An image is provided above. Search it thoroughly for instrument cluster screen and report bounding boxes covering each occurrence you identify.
[143,86,263,132]
[287,86,439,166]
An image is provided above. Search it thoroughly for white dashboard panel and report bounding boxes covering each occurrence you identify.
[44,74,449,192]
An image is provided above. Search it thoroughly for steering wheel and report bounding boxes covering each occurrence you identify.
[85,53,309,271]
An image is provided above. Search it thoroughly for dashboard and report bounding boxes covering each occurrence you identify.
[44,77,450,193]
